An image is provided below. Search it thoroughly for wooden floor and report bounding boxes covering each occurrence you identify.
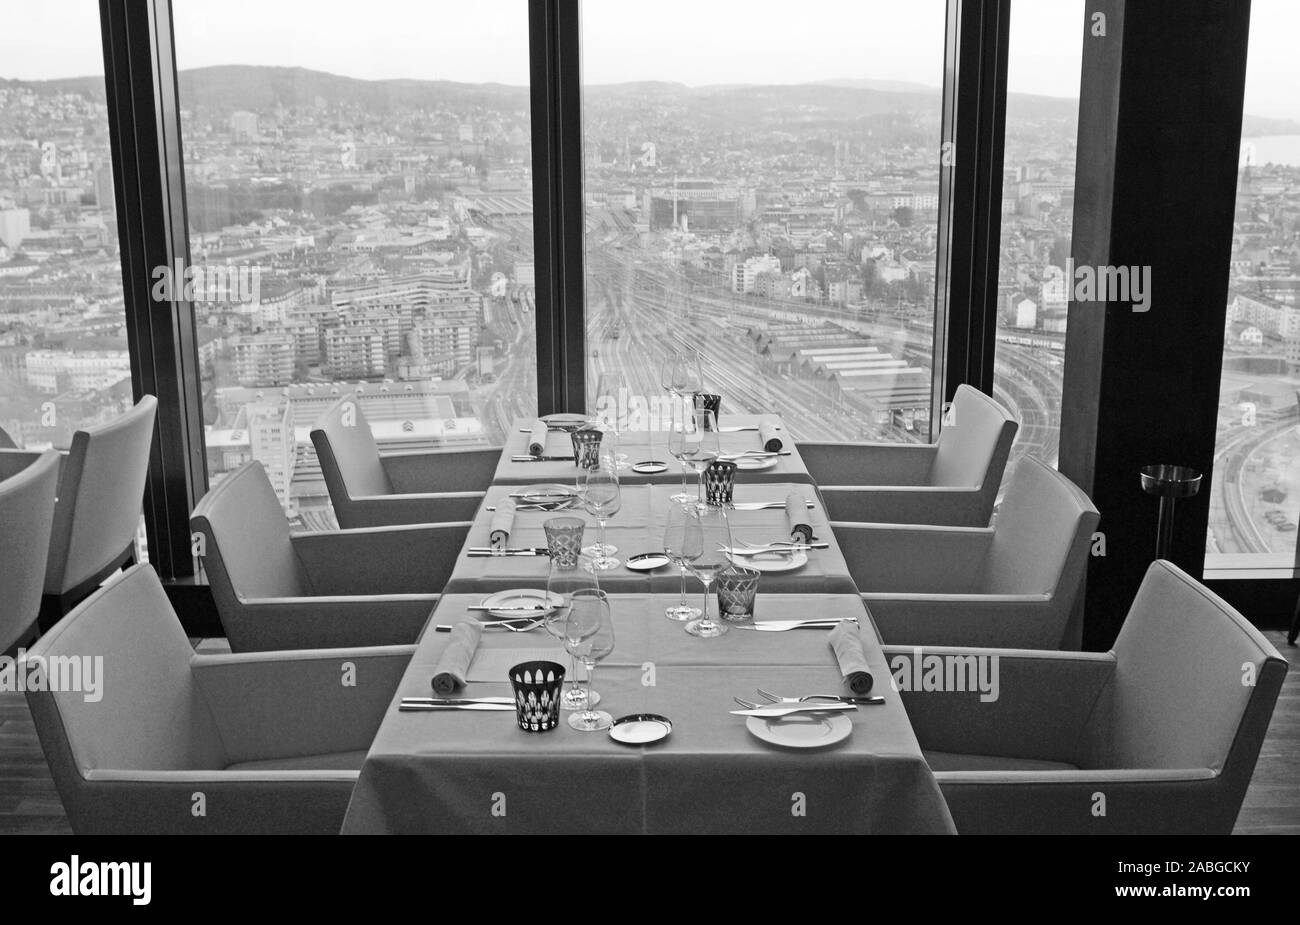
[1,632,1296,835]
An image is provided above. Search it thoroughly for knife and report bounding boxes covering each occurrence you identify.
[399,703,517,712]
[467,549,545,557]
[730,703,858,717]
[463,603,549,611]
[510,455,576,462]
[402,696,515,705]
[718,425,763,432]
[732,619,857,632]
[468,547,548,555]
[730,500,816,511]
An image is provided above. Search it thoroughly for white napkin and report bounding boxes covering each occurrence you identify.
[431,621,484,694]
[828,622,874,695]
[489,501,515,548]
[527,419,549,456]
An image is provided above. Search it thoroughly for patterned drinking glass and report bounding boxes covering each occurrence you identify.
[571,426,604,470]
[509,660,567,732]
[703,459,738,506]
[716,564,761,622]
[543,516,585,569]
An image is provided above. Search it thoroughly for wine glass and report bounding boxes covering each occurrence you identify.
[578,464,621,569]
[663,500,703,621]
[684,504,733,638]
[545,557,600,711]
[564,588,615,731]
[669,405,719,509]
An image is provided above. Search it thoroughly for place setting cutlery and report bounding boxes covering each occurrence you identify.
[729,499,816,512]
[433,617,546,632]
[753,688,885,706]
[729,698,857,717]
[718,450,792,460]
[730,618,858,632]
[510,454,576,462]
[466,546,550,557]
[399,697,518,712]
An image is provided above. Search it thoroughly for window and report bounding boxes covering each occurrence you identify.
[580,0,946,440]
[173,0,535,527]
[1205,0,1300,575]
[0,1,146,556]
[993,0,1084,470]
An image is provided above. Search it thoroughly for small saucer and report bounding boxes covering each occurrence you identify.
[609,713,673,745]
[626,552,671,571]
[632,460,669,474]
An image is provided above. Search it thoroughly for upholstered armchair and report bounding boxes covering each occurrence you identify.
[191,460,469,652]
[311,393,498,528]
[41,395,157,623]
[801,384,1018,526]
[0,450,60,652]
[896,560,1287,835]
[835,457,1099,649]
[24,564,413,834]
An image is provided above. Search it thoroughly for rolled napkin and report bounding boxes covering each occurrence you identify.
[785,491,813,543]
[828,621,874,695]
[759,421,784,453]
[431,621,484,694]
[527,419,549,456]
[489,501,516,548]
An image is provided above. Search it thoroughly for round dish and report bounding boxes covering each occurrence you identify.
[726,548,809,572]
[632,460,670,474]
[515,483,578,506]
[625,552,671,571]
[746,712,852,748]
[609,713,673,745]
[477,589,562,620]
[734,455,779,471]
[540,413,589,432]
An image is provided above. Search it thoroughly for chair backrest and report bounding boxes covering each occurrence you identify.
[45,395,157,596]
[23,565,226,789]
[310,394,391,506]
[929,384,1018,490]
[979,457,1099,601]
[0,451,59,651]
[0,424,16,449]
[1103,561,1287,772]
[190,461,305,604]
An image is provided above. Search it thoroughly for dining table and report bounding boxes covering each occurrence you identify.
[443,481,859,595]
[341,593,956,834]
[492,414,816,486]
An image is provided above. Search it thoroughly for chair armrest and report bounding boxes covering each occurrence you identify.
[820,485,991,526]
[192,645,415,762]
[797,441,935,486]
[833,522,992,592]
[344,492,483,526]
[224,596,438,651]
[380,447,501,493]
[292,523,471,595]
[884,645,1114,765]
[0,449,46,481]
[864,594,1068,649]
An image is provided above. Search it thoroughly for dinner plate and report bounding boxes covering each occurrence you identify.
[746,711,852,749]
[726,548,809,572]
[515,483,577,506]
[540,413,589,431]
[734,455,779,471]
[609,713,673,745]
[477,589,562,619]
[625,552,671,571]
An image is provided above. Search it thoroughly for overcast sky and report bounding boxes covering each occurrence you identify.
[1,0,1298,121]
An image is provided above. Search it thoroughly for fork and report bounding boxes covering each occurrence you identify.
[734,540,828,551]
[434,618,545,633]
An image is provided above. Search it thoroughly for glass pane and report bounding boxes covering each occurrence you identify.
[1205,0,1300,574]
[173,1,534,528]
[581,0,945,441]
[993,0,1085,470]
[0,1,146,560]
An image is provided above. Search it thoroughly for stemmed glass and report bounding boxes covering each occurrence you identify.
[684,504,733,638]
[564,588,616,731]
[663,500,703,621]
[668,405,719,509]
[578,464,621,569]
[661,352,703,498]
[545,557,600,711]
